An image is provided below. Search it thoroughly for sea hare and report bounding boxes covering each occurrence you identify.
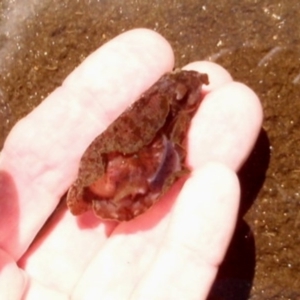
[67,70,209,221]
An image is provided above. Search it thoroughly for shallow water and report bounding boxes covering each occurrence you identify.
[0,0,299,298]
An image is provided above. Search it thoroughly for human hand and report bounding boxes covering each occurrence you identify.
[0,29,262,299]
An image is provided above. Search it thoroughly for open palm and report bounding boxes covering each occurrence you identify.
[0,29,262,300]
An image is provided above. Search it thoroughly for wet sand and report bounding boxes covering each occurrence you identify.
[0,0,299,299]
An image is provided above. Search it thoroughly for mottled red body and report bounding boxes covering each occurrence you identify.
[67,70,209,221]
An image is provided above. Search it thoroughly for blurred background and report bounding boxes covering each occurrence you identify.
[0,0,299,299]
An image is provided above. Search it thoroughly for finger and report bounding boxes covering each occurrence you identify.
[0,28,174,260]
[185,61,263,171]
[22,278,68,300]
[130,162,240,299]
[70,182,181,300]
[0,249,26,300]
[18,203,118,295]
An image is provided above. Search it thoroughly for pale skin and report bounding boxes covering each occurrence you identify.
[0,29,263,299]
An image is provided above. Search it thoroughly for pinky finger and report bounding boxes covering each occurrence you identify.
[131,162,240,300]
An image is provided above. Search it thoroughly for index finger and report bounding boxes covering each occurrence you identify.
[0,28,174,259]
